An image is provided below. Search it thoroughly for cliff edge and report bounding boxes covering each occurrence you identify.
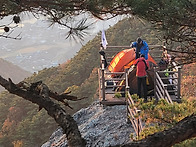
[42,101,134,147]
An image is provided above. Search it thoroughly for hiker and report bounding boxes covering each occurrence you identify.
[159,46,174,70]
[99,43,108,68]
[130,37,149,60]
[162,46,171,65]
[133,54,149,102]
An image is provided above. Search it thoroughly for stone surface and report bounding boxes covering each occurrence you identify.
[42,101,134,147]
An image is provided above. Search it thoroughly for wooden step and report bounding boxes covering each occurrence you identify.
[167,89,178,93]
[161,77,178,80]
[105,78,125,81]
[106,85,125,88]
[105,91,125,94]
[170,95,181,103]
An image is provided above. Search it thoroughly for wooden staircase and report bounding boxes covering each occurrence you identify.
[154,61,182,104]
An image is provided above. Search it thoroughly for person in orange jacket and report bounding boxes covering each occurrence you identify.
[133,54,150,102]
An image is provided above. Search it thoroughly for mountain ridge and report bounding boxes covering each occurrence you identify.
[0,58,31,92]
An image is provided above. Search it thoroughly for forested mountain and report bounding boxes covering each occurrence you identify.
[0,18,194,147]
[0,58,31,92]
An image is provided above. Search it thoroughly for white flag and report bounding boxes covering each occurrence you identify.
[101,30,108,49]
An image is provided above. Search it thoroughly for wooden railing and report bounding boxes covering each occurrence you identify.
[98,45,165,138]
[124,68,143,138]
[103,45,163,63]
[154,68,173,104]
[154,61,181,103]
[126,92,143,138]
[98,54,126,101]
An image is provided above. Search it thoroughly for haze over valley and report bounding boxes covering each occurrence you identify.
[0,14,121,73]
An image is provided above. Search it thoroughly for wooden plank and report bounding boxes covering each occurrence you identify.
[105,91,125,94]
[165,89,173,104]
[156,79,165,96]
[177,68,181,99]
[138,118,143,131]
[105,78,125,81]
[100,99,126,105]
[106,85,125,88]
[127,98,137,115]
[100,87,126,105]
[156,72,166,87]
[167,89,177,93]
[165,83,177,86]
[158,71,178,74]
[106,45,163,48]
[98,69,101,100]
[161,77,178,80]
[156,85,164,100]
[128,107,138,127]
[155,91,161,100]
[128,106,142,136]
[105,71,125,74]
[128,113,138,135]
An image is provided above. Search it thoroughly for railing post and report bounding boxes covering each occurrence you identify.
[126,103,130,124]
[177,66,181,99]
[98,68,101,100]
[99,44,106,101]
[125,68,130,95]
[137,118,140,138]
[154,67,157,100]
[125,68,130,123]
[136,109,141,139]
[163,85,166,100]
[101,59,106,101]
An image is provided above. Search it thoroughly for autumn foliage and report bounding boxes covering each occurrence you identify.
[181,63,196,101]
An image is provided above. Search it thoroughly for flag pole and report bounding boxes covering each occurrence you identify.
[101,30,108,49]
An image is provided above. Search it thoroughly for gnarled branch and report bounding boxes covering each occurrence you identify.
[0,76,86,147]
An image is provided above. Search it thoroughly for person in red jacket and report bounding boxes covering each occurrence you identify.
[134,54,149,102]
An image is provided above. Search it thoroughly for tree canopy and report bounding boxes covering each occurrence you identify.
[0,0,195,64]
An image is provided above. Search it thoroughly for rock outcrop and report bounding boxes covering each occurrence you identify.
[42,101,134,147]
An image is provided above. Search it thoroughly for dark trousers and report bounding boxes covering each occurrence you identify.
[137,77,147,100]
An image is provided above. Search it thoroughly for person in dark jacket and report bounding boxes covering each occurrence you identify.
[130,37,149,60]
[134,54,149,102]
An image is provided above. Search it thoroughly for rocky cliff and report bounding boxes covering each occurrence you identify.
[42,101,134,147]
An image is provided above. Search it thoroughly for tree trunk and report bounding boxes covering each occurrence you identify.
[0,76,86,147]
[113,114,196,147]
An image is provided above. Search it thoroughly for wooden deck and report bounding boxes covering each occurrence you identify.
[98,45,182,139]
[98,45,181,106]
[99,88,126,106]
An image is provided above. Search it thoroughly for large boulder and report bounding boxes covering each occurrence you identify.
[42,101,134,147]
